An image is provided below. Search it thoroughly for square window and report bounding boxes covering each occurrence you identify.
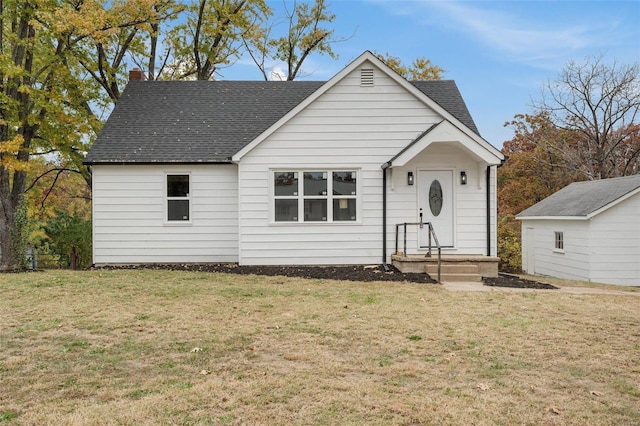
[304,199,327,221]
[275,199,298,221]
[274,172,298,196]
[332,171,357,195]
[304,172,327,196]
[333,198,356,221]
[168,200,189,221]
[167,175,189,197]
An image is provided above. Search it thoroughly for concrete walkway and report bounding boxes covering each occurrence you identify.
[442,281,640,296]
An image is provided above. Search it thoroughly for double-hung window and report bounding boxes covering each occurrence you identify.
[554,231,564,251]
[274,170,358,222]
[167,174,190,222]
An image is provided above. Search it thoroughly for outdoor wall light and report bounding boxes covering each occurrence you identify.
[407,171,414,186]
[460,171,467,185]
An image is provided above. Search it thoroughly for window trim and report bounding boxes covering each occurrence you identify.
[271,169,361,224]
[165,172,192,225]
[553,231,564,253]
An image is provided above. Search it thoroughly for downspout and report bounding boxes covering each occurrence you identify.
[382,162,392,271]
[486,161,506,257]
[486,165,491,257]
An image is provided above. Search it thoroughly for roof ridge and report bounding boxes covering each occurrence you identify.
[570,174,640,186]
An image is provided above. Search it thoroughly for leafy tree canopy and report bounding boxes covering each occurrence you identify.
[375,52,445,80]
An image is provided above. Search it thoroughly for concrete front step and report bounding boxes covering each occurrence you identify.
[438,273,483,282]
[426,264,479,275]
[426,264,482,283]
[390,254,499,283]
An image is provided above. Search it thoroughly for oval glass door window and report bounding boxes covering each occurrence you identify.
[429,180,443,216]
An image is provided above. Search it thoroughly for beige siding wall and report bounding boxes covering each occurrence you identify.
[92,164,238,264]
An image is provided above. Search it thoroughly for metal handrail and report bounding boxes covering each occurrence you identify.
[394,221,441,283]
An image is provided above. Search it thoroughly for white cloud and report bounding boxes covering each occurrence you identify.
[269,65,287,81]
[372,0,616,69]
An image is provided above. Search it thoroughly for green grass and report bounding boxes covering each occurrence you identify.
[0,269,639,425]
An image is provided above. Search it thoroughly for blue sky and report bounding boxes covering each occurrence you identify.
[228,0,640,148]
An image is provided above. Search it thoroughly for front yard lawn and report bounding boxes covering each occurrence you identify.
[1,269,638,424]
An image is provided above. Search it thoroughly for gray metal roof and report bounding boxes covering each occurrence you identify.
[517,174,640,218]
[85,79,480,164]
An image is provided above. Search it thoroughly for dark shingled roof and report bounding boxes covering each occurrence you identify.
[411,80,479,135]
[517,174,640,218]
[85,79,480,164]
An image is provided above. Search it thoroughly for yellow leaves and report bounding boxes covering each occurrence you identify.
[52,0,163,43]
[375,52,444,81]
[0,135,29,172]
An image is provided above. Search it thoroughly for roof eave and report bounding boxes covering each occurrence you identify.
[516,215,588,221]
[585,186,640,219]
[84,159,234,166]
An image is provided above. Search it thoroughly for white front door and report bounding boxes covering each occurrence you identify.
[418,170,454,248]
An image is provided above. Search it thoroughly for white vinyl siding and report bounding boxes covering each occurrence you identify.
[238,61,497,265]
[387,144,497,256]
[92,164,238,264]
[588,194,640,286]
[520,193,640,286]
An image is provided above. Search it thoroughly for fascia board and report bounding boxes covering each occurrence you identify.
[516,216,587,221]
[391,121,502,167]
[586,187,640,219]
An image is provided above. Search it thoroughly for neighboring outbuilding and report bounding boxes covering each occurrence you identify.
[517,175,640,286]
[84,51,505,270]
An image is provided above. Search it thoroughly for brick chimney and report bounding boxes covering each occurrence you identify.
[128,68,146,81]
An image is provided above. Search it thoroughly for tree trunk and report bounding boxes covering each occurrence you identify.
[70,246,78,270]
[0,5,36,270]
[0,181,16,270]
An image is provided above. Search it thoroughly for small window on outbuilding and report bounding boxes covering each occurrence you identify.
[554,231,564,251]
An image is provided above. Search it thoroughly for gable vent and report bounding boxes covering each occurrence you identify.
[360,68,374,86]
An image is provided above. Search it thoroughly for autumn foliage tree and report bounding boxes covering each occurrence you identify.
[0,0,169,270]
[497,113,582,271]
[0,0,88,270]
[375,52,445,80]
[164,0,270,80]
[498,57,639,272]
[242,0,340,80]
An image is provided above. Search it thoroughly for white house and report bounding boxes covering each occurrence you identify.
[517,175,640,286]
[84,51,505,272]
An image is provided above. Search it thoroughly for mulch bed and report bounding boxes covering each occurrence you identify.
[96,264,558,289]
[484,273,558,290]
[97,263,438,284]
